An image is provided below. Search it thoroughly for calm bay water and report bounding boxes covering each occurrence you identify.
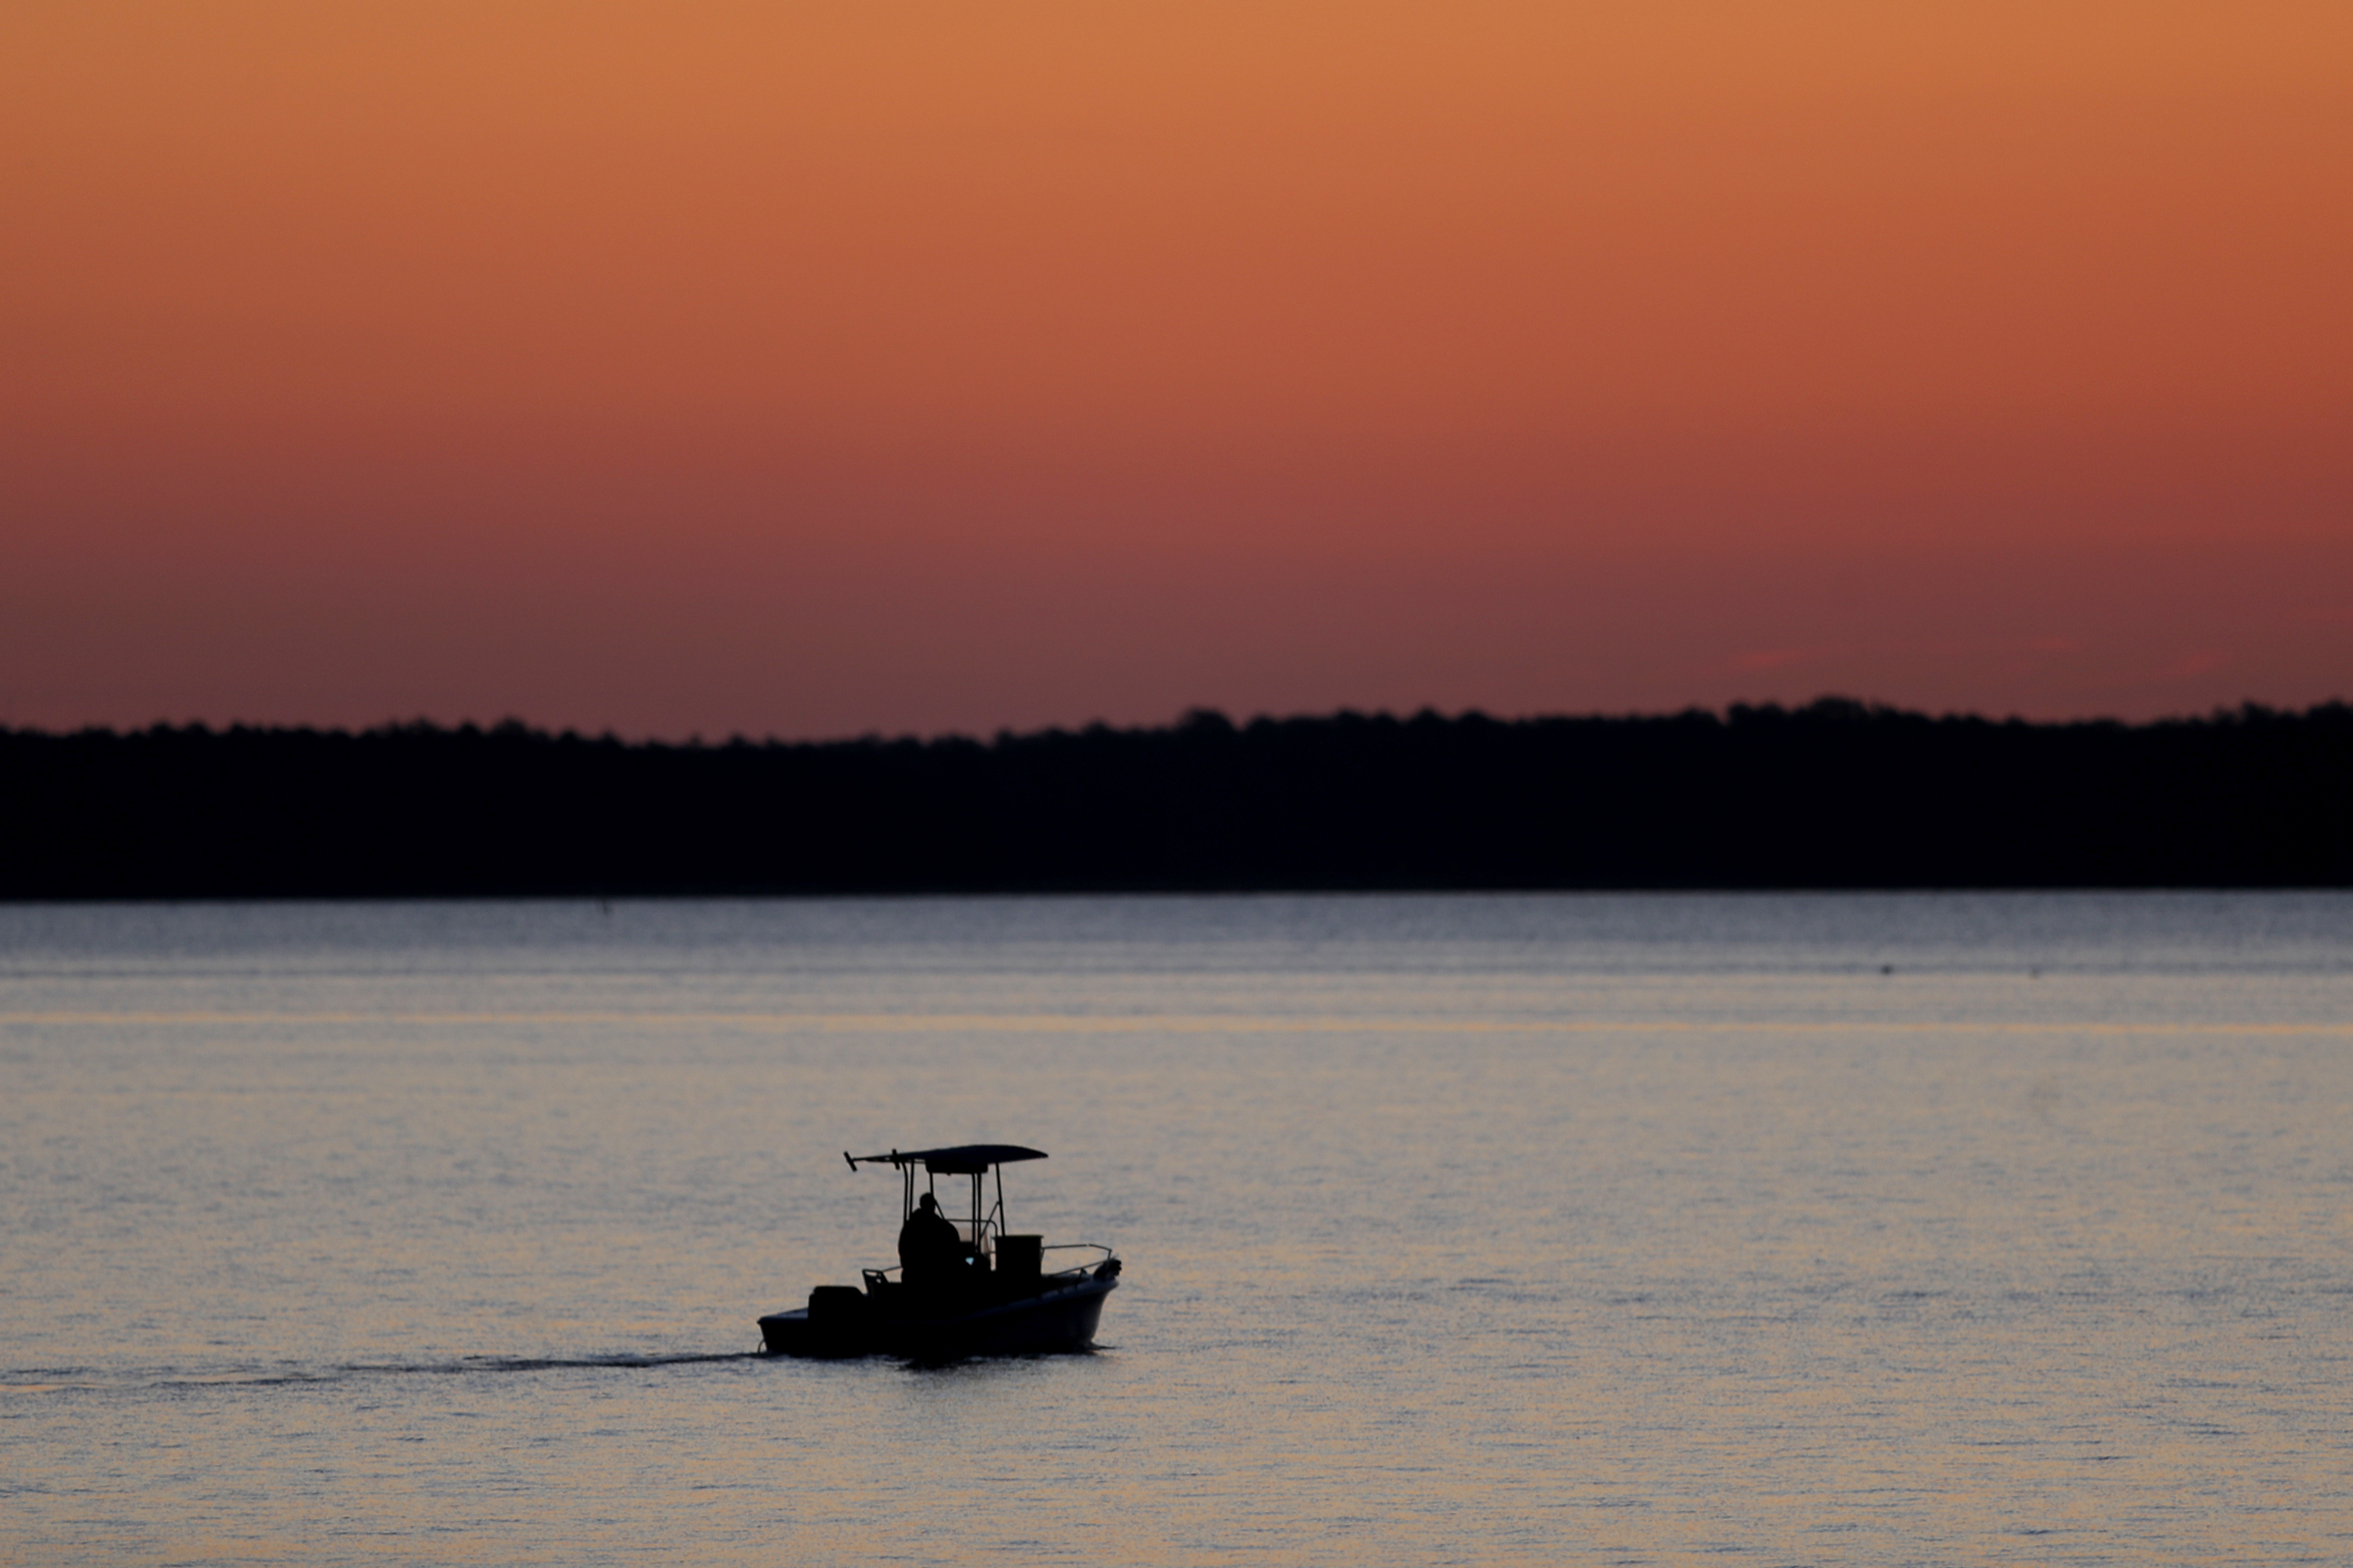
[3,892,2349,1565]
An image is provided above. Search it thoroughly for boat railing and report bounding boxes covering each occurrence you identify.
[1041,1242,1116,1279]
[860,1242,1113,1291]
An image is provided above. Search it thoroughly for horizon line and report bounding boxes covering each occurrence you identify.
[8,694,2350,751]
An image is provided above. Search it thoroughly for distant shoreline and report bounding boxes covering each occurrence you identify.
[7,699,2349,898]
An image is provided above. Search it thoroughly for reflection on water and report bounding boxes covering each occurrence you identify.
[3,893,2349,1564]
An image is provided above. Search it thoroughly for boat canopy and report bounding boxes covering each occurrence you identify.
[845,1144,1048,1176]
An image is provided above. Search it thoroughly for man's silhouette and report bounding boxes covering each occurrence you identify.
[898,1191,963,1287]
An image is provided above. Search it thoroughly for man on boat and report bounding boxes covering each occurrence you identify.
[898,1191,964,1287]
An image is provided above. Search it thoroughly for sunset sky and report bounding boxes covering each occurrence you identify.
[6,2,2348,738]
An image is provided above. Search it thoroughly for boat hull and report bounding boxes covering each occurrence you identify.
[760,1271,1117,1360]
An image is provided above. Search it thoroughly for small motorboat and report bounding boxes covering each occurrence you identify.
[758,1143,1122,1359]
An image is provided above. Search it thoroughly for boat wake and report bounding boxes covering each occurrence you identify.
[4,1351,767,1394]
[342,1351,766,1377]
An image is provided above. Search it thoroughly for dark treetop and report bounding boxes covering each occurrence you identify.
[4,699,2348,897]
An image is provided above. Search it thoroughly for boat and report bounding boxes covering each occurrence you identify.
[758,1144,1122,1359]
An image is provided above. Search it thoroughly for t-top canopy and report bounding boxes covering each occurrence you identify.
[845,1144,1048,1176]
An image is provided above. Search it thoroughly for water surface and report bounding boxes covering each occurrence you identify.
[4,893,2349,1563]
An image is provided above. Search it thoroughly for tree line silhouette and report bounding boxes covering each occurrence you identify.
[3,699,2348,898]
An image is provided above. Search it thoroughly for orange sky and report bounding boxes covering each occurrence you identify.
[6,1,2349,736]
